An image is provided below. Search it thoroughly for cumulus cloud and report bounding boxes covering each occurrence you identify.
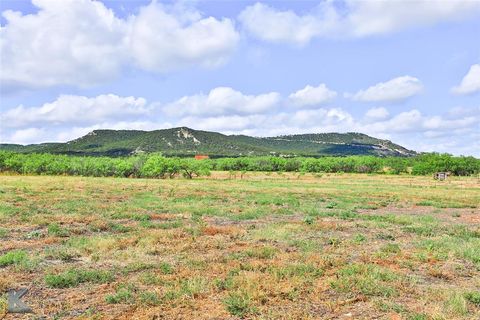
[8,128,49,145]
[365,107,389,120]
[1,94,149,128]
[451,64,480,95]
[130,2,239,72]
[288,84,337,108]
[0,0,240,91]
[0,0,128,90]
[350,76,423,103]
[163,87,281,117]
[238,2,339,45]
[173,108,355,137]
[239,1,480,44]
[345,0,480,37]
[360,110,424,133]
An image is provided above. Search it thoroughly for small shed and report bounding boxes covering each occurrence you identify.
[433,172,448,181]
[194,155,209,160]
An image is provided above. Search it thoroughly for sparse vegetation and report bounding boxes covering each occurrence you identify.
[45,268,115,288]
[0,172,479,319]
[0,250,28,267]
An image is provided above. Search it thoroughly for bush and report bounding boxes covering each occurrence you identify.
[0,151,478,177]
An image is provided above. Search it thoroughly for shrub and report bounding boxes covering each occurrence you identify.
[0,151,478,177]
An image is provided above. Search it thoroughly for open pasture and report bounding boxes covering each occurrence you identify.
[1,173,479,319]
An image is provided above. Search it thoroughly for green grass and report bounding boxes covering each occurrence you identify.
[331,263,401,297]
[0,173,479,319]
[444,292,468,316]
[47,223,69,237]
[223,291,258,317]
[0,250,28,267]
[465,291,480,306]
[45,269,115,288]
[0,228,8,238]
[105,284,135,304]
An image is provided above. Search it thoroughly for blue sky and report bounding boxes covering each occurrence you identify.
[0,0,479,156]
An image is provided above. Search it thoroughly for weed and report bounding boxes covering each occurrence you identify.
[303,216,315,225]
[353,233,366,243]
[444,292,468,316]
[45,247,80,262]
[47,223,69,237]
[179,277,209,298]
[139,291,161,306]
[214,277,234,291]
[0,250,28,267]
[327,237,341,246]
[25,230,43,239]
[105,284,136,304]
[326,202,337,209]
[0,228,8,238]
[159,262,174,274]
[269,263,323,280]
[464,291,480,306]
[380,243,401,254]
[140,272,164,285]
[45,269,114,288]
[223,291,257,317]
[245,246,277,259]
[331,263,399,297]
[376,233,396,241]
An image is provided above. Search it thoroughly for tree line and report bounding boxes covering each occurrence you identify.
[0,151,478,178]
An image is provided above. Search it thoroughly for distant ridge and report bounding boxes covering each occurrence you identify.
[0,127,416,157]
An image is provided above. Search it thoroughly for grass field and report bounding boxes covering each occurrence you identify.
[1,172,479,319]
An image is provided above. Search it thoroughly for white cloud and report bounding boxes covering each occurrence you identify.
[239,1,480,44]
[54,120,171,142]
[361,110,424,133]
[130,2,239,72]
[1,94,149,128]
[8,128,49,145]
[1,85,479,156]
[174,108,355,137]
[163,87,280,117]
[351,76,423,103]
[451,64,480,95]
[5,105,477,156]
[345,1,480,37]
[238,2,339,45]
[288,84,337,108]
[0,0,240,91]
[0,0,128,90]
[365,107,389,120]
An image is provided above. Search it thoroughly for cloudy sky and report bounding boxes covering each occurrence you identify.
[0,0,479,156]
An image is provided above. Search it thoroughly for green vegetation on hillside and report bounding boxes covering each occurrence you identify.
[1,151,478,177]
[0,127,416,157]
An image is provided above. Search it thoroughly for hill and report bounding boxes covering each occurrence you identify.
[0,127,416,157]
